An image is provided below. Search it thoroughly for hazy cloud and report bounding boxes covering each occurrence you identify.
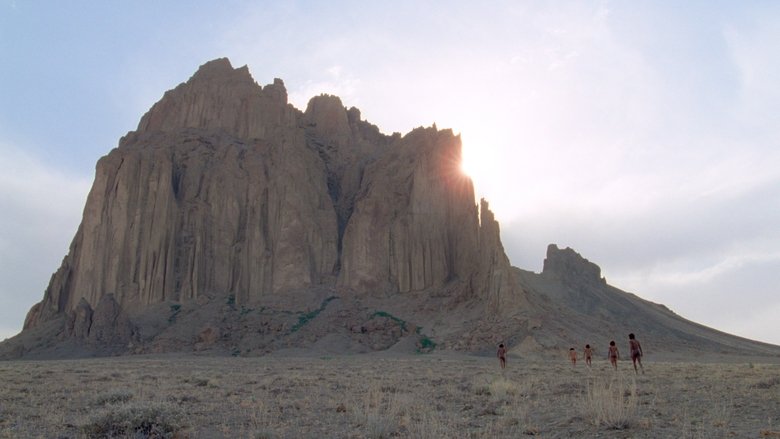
[0,142,90,339]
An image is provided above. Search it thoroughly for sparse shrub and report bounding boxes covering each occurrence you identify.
[581,376,638,429]
[416,336,436,354]
[255,430,276,439]
[353,385,400,439]
[81,401,186,438]
[95,389,133,406]
[751,377,780,389]
[168,304,181,323]
[407,410,451,438]
[363,412,397,439]
[474,384,491,396]
[167,394,199,404]
[488,377,519,401]
[371,311,407,331]
[226,294,236,307]
[192,378,209,387]
[290,296,336,333]
[249,399,274,439]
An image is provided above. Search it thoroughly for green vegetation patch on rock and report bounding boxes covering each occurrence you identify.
[290,296,337,333]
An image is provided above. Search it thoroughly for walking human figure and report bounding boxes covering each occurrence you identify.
[608,341,619,370]
[497,343,507,370]
[583,344,593,367]
[569,347,577,367]
[629,333,644,374]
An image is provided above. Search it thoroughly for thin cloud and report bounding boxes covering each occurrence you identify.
[288,65,362,111]
[0,142,90,338]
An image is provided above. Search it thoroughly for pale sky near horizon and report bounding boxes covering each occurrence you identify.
[1,1,779,345]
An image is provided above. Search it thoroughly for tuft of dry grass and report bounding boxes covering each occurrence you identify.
[581,374,638,429]
[94,389,134,406]
[488,376,520,401]
[352,383,407,438]
[81,400,186,438]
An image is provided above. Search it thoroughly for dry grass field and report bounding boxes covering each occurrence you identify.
[1,353,779,438]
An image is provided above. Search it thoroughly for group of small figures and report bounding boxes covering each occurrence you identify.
[496,333,645,374]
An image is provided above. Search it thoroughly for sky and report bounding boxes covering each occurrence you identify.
[1,1,778,345]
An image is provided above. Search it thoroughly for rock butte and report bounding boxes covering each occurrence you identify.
[3,58,779,359]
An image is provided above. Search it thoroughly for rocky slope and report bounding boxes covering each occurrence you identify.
[3,58,778,359]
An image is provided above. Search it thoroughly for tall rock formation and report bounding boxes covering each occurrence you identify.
[542,244,605,286]
[23,58,521,334]
[477,199,520,310]
[9,58,780,359]
[338,126,480,294]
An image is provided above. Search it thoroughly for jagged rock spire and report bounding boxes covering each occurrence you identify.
[23,58,522,333]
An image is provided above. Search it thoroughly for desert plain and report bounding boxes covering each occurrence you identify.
[1,352,779,438]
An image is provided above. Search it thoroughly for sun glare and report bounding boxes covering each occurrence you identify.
[460,148,476,178]
[458,130,520,224]
[460,136,484,180]
[459,130,498,187]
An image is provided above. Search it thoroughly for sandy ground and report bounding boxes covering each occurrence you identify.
[1,352,779,438]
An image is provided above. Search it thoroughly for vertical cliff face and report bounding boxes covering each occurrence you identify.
[477,199,522,310]
[302,95,392,270]
[23,58,523,332]
[338,127,478,294]
[335,126,518,307]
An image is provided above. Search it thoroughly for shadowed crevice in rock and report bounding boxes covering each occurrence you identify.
[302,95,390,276]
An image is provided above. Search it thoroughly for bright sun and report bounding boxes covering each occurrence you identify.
[459,131,493,183]
[457,130,514,222]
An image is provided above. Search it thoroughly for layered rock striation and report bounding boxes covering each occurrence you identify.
[24,58,521,332]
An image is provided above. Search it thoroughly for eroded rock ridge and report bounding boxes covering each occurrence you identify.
[24,58,520,332]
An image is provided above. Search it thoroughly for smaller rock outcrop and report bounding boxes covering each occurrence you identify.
[87,294,133,347]
[136,58,295,140]
[65,298,93,339]
[541,244,605,285]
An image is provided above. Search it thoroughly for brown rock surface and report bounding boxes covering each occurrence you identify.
[196,325,220,347]
[338,127,477,293]
[477,199,524,311]
[542,244,605,285]
[65,298,93,339]
[88,294,133,346]
[137,58,295,140]
[25,63,344,327]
